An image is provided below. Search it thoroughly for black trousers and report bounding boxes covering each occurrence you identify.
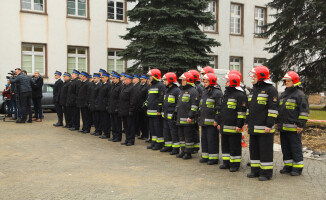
[93,111,101,133]
[20,92,32,121]
[80,107,91,131]
[123,116,136,144]
[111,114,122,140]
[201,126,219,160]
[221,134,242,167]
[163,118,178,148]
[280,131,304,172]
[100,111,111,137]
[148,117,164,145]
[249,134,274,178]
[194,123,200,150]
[70,106,80,129]
[63,105,72,127]
[55,102,63,124]
[178,125,195,153]
[134,110,140,136]
[32,97,42,119]
[138,110,149,139]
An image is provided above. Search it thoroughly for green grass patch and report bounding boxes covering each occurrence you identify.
[309,109,326,120]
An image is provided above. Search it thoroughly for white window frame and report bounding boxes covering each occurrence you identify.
[22,44,46,76]
[204,1,217,32]
[229,57,242,72]
[21,0,45,12]
[108,50,126,73]
[67,0,88,17]
[108,0,125,21]
[254,7,266,34]
[230,4,242,35]
[254,58,266,66]
[67,47,88,73]
[209,55,218,69]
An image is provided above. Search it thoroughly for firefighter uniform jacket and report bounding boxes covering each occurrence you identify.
[194,82,204,98]
[108,81,122,114]
[59,80,70,106]
[246,82,279,135]
[277,87,309,131]
[217,87,247,134]
[199,86,223,127]
[118,83,137,117]
[139,82,150,111]
[162,84,180,120]
[76,80,90,108]
[96,82,111,112]
[66,78,81,107]
[176,84,199,126]
[147,80,165,117]
[89,82,101,112]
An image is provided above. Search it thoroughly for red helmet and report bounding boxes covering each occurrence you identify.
[162,72,177,84]
[203,73,217,86]
[179,72,194,84]
[188,70,200,81]
[225,73,241,87]
[148,68,161,80]
[200,66,214,74]
[250,65,270,81]
[228,70,242,80]
[282,71,300,85]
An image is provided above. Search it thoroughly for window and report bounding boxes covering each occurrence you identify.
[209,56,218,69]
[67,47,88,73]
[108,0,125,21]
[254,58,266,66]
[68,0,87,17]
[230,57,242,72]
[204,1,218,32]
[21,0,45,12]
[22,43,46,75]
[108,50,125,74]
[230,4,242,35]
[255,7,266,34]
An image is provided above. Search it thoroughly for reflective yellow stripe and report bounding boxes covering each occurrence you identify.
[257,97,268,101]
[202,155,209,159]
[227,102,237,106]
[180,121,195,124]
[237,115,246,119]
[284,163,293,167]
[285,102,298,107]
[148,91,159,94]
[191,108,197,111]
[298,116,308,120]
[182,96,190,102]
[248,98,252,102]
[158,103,162,106]
[165,144,172,147]
[193,144,200,148]
[209,156,219,160]
[152,138,157,141]
[293,164,304,168]
[254,129,275,133]
[260,165,273,170]
[223,157,230,160]
[157,139,164,143]
[216,111,219,115]
[286,106,295,110]
[230,159,241,163]
[147,112,159,116]
[168,98,175,103]
[268,113,278,118]
[180,143,186,147]
[251,163,261,167]
[283,127,297,132]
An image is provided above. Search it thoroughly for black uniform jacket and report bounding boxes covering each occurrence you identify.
[200,86,223,127]
[118,83,137,117]
[162,84,180,120]
[53,79,63,104]
[176,84,199,126]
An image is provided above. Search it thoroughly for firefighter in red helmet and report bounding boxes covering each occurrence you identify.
[246,65,278,181]
[278,71,309,176]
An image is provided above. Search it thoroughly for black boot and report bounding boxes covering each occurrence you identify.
[247,169,260,178]
[182,153,192,160]
[280,166,292,174]
[170,148,179,155]
[229,166,239,172]
[207,160,219,165]
[160,147,172,152]
[219,160,230,169]
[199,158,209,163]
[176,151,185,158]
[147,143,154,149]
[152,143,163,151]
[258,176,271,181]
[290,168,302,176]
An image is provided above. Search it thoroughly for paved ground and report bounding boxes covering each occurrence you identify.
[1,113,326,200]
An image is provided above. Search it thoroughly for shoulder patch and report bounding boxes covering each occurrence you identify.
[261,91,266,94]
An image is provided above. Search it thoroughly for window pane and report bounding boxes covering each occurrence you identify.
[34,55,44,73]
[68,48,76,54]
[77,48,86,55]
[34,0,44,11]
[22,45,32,52]
[22,55,33,73]
[108,51,115,56]
[108,59,115,71]
[78,0,86,16]
[78,57,86,72]
[108,1,115,19]
[68,0,76,15]
[68,57,76,73]
[34,45,44,52]
[116,60,124,73]
[22,0,32,10]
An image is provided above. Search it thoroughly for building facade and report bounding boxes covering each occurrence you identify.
[0,0,274,89]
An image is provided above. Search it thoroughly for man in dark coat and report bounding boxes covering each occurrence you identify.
[60,72,72,128]
[76,71,91,133]
[53,71,64,126]
[89,73,102,136]
[66,70,81,131]
[31,71,44,122]
[119,73,138,146]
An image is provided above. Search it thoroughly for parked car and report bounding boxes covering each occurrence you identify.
[0,83,55,114]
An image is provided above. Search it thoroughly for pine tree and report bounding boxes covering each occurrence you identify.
[261,0,326,93]
[120,0,220,74]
